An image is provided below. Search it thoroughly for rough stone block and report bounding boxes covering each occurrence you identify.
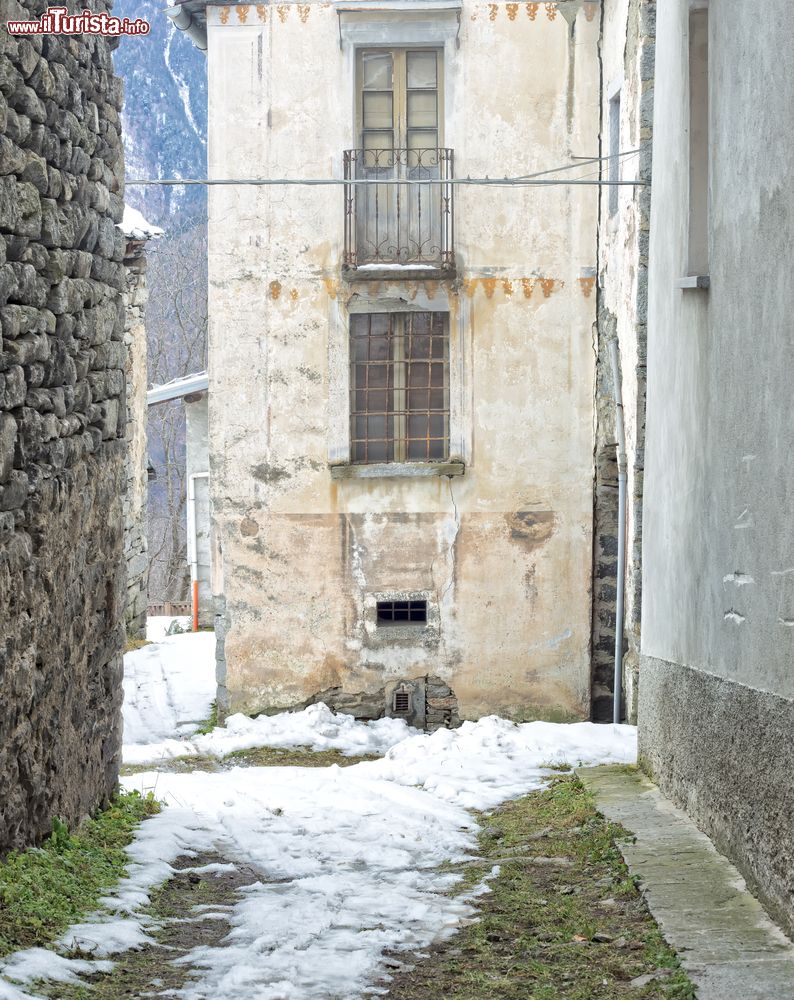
[0,468,27,509]
[0,412,17,482]
[0,365,25,408]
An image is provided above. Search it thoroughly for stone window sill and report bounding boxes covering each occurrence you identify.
[676,275,710,290]
[343,265,455,283]
[330,461,465,480]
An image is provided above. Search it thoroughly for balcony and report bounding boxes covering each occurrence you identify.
[343,147,454,277]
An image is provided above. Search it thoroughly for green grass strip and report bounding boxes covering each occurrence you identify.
[193,700,218,735]
[0,790,160,959]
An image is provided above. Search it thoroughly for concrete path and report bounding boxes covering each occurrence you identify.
[579,765,794,999]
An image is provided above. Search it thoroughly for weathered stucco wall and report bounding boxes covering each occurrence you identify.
[122,238,149,638]
[207,0,600,721]
[640,0,794,933]
[0,0,126,848]
[593,0,654,720]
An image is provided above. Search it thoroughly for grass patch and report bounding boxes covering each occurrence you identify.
[385,776,695,1000]
[0,791,160,959]
[119,745,381,777]
[124,636,150,653]
[36,852,259,1000]
[496,705,585,725]
[222,745,381,768]
[194,700,218,735]
[120,753,222,777]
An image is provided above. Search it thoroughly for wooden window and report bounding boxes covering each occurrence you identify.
[358,48,442,155]
[352,49,448,265]
[350,312,449,464]
[687,0,709,276]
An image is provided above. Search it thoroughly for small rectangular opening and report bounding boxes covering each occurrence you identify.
[687,1,709,277]
[377,599,427,625]
[608,89,621,217]
[393,689,411,714]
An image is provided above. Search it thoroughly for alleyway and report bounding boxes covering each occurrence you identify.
[0,627,636,999]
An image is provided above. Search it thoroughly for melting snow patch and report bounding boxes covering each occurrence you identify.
[123,631,216,748]
[3,634,638,999]
[3,716,636,999]
[117,204,163,240]
[123,702,417,766]
[146,615,192,642]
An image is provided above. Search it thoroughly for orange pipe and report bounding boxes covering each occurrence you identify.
[192,579,199,632]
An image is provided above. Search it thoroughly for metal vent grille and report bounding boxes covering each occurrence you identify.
[392,685,412,715]
[377,599,427,625]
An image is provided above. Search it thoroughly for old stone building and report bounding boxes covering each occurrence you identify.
[173,0,602,726]
[592,0,654,721]
[0,0,127,848]
[637,0,794,934]
[120,206,161,639]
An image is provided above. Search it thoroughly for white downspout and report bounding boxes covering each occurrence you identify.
[608,340,627,724]
[187,471,210,631]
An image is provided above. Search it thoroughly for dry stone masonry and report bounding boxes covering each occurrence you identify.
[0,0,127,850]
[121,230,151,639]
[592,0,655,723]
[303,675,461,732]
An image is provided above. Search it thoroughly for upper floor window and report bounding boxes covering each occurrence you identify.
[345,49,453,269]
[350,312,449,464]
[687,0,709,277]
[358,48,442,153]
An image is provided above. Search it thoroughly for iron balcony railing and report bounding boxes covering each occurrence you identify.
[343,147,454,270]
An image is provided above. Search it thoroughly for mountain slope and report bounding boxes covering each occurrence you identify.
[114,0,207,226]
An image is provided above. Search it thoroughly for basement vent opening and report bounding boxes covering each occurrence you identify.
[392,684,413,715]
[376,600,428,625]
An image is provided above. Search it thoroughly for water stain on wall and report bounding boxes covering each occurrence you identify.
[506,510,556,548]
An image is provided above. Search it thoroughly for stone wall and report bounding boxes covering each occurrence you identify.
[0,0,127,850]
[303,674,461,732]
[121,238,148,638]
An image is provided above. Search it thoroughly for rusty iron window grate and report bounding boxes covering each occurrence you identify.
[350,312,449,464]
[392,684,413,714]
[377,599,428,625]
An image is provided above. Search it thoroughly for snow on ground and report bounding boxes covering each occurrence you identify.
[124,627,414,765]
[123,631,216,747]
[146,615,192,641]
[124,703,417,766]
[0,628,638,1000]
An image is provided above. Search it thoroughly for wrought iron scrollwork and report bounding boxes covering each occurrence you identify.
[343,147,455,269]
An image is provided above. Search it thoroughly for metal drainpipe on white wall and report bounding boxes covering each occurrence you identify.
[608,340,627,724]
[187,471,210,632]
[165,5,208,53]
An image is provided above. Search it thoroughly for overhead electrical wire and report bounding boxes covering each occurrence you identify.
[127,148,645,188]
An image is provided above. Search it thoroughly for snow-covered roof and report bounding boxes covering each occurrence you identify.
[118,205,164,241]
[147,371,209,406]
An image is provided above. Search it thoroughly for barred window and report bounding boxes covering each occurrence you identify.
[350,312,449,464]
